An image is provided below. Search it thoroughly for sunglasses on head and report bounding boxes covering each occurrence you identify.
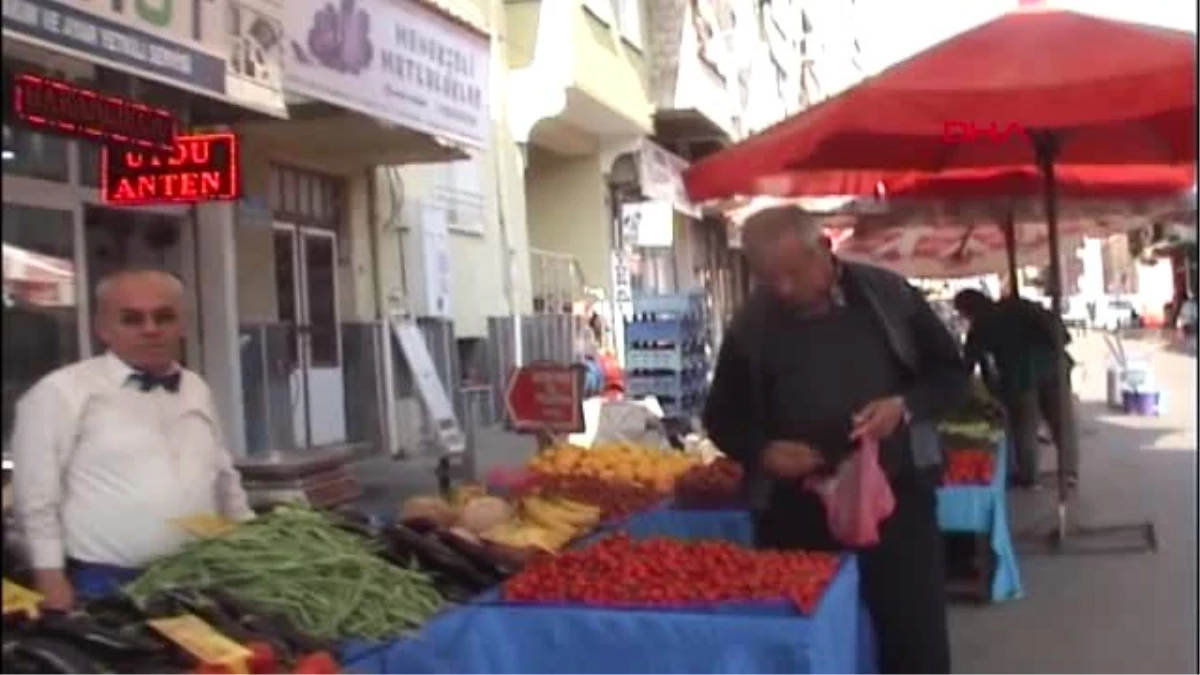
[118,307,179,327]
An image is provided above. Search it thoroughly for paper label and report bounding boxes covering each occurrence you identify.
[149,614,251,667]
[172,512,237,538]
[2,578,44,617]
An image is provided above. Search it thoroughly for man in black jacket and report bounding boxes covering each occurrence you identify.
[704,206,969,674]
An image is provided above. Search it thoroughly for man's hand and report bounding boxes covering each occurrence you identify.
[33,569,75,612]
[851,396,908,442]
[762,440,823,479]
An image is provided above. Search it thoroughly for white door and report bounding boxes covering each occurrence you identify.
[273,223,347,448]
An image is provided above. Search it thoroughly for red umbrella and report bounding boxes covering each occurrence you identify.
[686,5,1195,550]
[684,8,1196,201]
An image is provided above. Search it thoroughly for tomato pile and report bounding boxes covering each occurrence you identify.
[517,475,665,521]
[942,449,996,485]
[503,533,841,615]
[673,458,744,509]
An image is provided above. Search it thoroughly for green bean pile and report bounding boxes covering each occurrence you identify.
[125,506,444,641]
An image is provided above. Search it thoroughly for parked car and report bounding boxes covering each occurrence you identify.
[1179,297,1197,335]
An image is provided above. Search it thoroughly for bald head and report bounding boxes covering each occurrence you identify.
[94,269,185,374]
[740,206,836,307]
[741,205,826,263]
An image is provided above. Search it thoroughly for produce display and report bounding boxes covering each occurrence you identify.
[938,379,1004,486]
[527,444,701,493]
[673,458,744,509]
[519,474,665,522]
[2,591,339,674]
[503,533,841,615]
[125,506,445,642]
[397,487,604,560]
[478,496,602,554]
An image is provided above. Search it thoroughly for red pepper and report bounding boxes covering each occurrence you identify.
[245,642,278,675]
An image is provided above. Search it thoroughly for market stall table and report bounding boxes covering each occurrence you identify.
[937,439,1023,602]
[616,441,1022,604]
[341,530,876,674]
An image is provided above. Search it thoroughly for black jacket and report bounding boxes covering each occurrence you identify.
[702,261,970,509]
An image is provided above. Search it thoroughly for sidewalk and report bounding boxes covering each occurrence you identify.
[950,333,1197,673]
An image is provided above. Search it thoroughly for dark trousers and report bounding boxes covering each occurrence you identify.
[1003,359,1079,485]
[754,476,950,674]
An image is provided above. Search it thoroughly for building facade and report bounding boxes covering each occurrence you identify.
[1,0,511,476]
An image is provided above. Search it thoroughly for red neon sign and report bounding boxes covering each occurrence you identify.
[101,133,241,205]
[943,121,1027,145]
[12,74,177,151]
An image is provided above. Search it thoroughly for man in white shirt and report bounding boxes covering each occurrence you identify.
[11,269,253,610]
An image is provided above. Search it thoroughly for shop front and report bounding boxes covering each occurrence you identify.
[231,0,491,469]
[1,0,288,452]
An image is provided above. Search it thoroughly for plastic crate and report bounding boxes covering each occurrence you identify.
[626,348,706,372]
[626,371,708,399]
[632,293,705,316]
[625,318,698,343]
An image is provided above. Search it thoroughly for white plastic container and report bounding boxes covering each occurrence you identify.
[1107,357,1154,410]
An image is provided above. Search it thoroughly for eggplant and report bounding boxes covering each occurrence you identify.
[36,611,167,660]
[433,530,515,581]
[400,516,442,535]
[205,588,330,657]
[3,636,107,674]
[385,525,495,591]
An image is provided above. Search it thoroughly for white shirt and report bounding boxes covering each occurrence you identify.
[11,353,253,569]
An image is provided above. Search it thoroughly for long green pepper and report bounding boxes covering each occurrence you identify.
[124,506,446,641]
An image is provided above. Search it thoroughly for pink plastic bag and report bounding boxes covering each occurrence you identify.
[805,439,896,547]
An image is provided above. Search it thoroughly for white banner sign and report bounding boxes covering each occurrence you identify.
[284,0,490,149]
[418,205,454,318]
[2,0,287,117]
[621,201,675,248]
[638,140,699,218]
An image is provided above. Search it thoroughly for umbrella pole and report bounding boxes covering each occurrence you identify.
[1018,131,1158,556]
[1002,210,1020,297]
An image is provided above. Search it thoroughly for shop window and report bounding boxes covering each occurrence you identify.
[2,204,79,443]
[3,64,70,183]
[303,234,339,368]
[269,164,343,231]
[78,139,102,188]
[2,122,69,184]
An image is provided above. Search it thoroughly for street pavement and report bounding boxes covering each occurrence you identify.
[949,332,1197,673]
[350,331,1197,673]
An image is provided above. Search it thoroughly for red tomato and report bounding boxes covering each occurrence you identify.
[292,652,340,675]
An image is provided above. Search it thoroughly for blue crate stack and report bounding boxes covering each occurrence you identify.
[625,291,709,419]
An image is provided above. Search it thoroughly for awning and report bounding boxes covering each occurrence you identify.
[415,0,490,37]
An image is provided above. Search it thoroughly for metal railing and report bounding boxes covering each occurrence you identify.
[238,322,388,457]
[530,248,585,314]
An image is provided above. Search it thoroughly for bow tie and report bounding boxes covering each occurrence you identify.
[129,370,182,393]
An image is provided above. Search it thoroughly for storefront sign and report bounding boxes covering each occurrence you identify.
[3,0,287,117]
[3,0,227,97]
[12,74,178,150]
[284,0,491,149]
[621,201,676,248]
[101,133,241,205]
[505,362,586,433]
[638,140,700,218]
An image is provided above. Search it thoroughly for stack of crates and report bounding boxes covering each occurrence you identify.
[624,291,709,418]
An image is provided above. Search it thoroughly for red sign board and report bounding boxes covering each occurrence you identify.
[505,362,586,433]
[12,74,177,151]
[101,133,241,205]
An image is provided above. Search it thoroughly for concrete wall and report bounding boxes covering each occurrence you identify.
[525,147,611,292]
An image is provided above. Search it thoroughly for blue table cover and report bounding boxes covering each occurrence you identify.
[617,441,1023,604]
[936,439,1023,602]
[343,523,876,674]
